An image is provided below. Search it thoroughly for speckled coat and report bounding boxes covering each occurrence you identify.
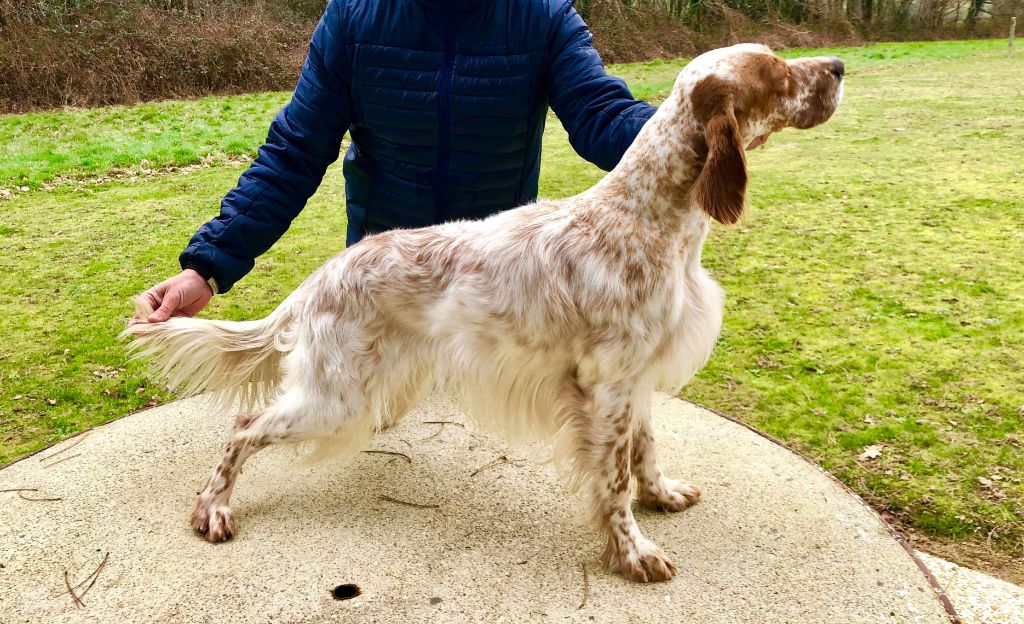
[127,43,845,582]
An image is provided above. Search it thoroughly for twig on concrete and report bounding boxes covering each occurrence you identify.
[63,571,84,608]
[41,453,81,469]
[1,487,40,493]
[577,563,589,610]
[379,494,439,509]
[17,490,62,502]
[416,423,447,441]
[77,551,109,600]
[53,551,109,600]
[37,433,91,463]
[470,455,509,477]
[361,450,412,464]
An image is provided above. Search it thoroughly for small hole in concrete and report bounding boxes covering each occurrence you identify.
[330,584,361,600]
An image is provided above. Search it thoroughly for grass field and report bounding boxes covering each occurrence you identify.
[1,39,1021,579]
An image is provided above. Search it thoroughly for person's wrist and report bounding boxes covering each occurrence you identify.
[182,268,217,296]
[182,262,219,295]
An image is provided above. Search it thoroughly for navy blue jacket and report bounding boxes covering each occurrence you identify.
[180,0,655,292]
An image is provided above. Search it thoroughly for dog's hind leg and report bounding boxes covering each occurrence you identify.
[190,390,346,543]
[190,333,430,542]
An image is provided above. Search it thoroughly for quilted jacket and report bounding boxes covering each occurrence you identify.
[180,0,656,292]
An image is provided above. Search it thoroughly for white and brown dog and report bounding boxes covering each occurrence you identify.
[126,44,843,582]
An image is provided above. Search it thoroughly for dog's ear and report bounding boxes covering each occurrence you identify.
[692,97,747,225]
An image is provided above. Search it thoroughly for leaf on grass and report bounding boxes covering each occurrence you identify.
[91,366,122,380]
[859,445,884,461]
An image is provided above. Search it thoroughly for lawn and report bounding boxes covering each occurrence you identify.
[1,39,1021,580]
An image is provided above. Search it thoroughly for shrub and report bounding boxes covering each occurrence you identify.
[0,0,1014,111]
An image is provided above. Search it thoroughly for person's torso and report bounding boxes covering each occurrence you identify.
[341,0,562,235]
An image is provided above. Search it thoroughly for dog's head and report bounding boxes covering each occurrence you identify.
[676,43,844,224]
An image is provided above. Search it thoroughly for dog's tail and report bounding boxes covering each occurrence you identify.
[121,294,301,414]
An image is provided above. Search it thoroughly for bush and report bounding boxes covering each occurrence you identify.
[0,0,1014,111]
[0,0,312,111]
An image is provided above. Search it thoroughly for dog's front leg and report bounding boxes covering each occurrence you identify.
[631,408,701,512]
[585,381,676,582]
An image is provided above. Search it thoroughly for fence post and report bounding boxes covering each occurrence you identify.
[1011,17,1017,57]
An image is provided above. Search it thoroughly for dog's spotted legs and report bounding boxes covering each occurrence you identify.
[586,382,676,582]
[190,411,273,542]
[631,410,701,512]
[190,395,338,543]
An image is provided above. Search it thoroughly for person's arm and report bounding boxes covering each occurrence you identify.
[544,1,656,172]
[178,0,353,295]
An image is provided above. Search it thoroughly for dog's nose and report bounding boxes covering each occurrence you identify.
[828,58,845,80]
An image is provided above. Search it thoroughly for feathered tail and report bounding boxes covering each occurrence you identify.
[122,295,299,414]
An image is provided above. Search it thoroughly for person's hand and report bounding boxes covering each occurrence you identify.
[133,269,213,324]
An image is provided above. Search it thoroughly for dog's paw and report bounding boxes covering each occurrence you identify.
[191,501,235,543]
[604,537,676,583]
[639,477,701,512]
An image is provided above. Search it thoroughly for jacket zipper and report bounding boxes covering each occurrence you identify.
[435,17,457,223]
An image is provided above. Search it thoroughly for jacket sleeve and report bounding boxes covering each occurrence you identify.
[179,0,353,293]
[544,1,656,172]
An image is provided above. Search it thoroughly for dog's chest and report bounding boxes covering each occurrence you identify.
[646,259,725,390]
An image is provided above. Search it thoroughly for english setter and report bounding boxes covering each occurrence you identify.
[126,44,844,582]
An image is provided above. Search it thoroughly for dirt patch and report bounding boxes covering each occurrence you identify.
[0,155,255,200]
[915,534,1024,587]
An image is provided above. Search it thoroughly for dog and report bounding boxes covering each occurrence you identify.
[125,43,843,583]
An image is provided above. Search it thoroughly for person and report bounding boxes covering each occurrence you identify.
[138,0,655,322]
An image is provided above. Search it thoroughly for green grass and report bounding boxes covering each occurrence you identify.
[1,40,1021,573]
[0,93,290,189]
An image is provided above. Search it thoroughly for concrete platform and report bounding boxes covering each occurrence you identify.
[917,551,1024,624]
[1,394,957,623]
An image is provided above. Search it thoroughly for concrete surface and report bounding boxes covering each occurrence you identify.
[916,551,1024,624]
[1,393,956,623]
